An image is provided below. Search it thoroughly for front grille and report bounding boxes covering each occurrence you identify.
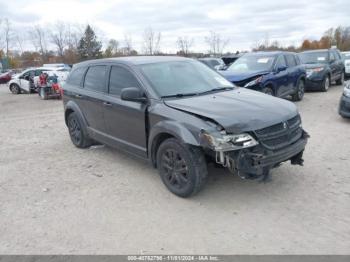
[254,115,302,150]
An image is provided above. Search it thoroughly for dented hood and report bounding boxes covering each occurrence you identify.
[164,88,298,133]
[220,70,270,83]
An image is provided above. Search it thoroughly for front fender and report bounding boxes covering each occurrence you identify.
[149,120,200,147]
[148,120,202,166]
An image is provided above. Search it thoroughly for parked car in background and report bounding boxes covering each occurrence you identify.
[221,53,243,67]
[220,51,306,101]
[198,57,226,71]
[299,49,345,91]
[342,51,350,78]
[8,67,69,94]
[0,70,14,84]
[63,56,308,197]
[339,82,350,118]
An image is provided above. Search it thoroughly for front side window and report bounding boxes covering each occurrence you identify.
[109,66,140,96]
[275,55,287,68]
[84,66,107,92]
[285,54,297,67]
[139,60,233,97]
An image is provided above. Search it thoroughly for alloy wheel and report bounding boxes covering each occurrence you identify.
[161,148,189,190]
[68,117,82,145]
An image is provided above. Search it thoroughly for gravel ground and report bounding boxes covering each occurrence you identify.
[0,82,349,255]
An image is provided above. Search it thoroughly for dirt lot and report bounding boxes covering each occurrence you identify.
[0,82,349,255]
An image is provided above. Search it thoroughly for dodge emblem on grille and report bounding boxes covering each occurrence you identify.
[283,122,288,129]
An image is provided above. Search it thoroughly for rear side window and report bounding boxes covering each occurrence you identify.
[109,66,140,96]
[285,54,297,67]
[67,67,87,86]
[84,66,107,92]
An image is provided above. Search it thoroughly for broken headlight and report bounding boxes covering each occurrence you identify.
[244,76,263,87]
[200,131,259,151]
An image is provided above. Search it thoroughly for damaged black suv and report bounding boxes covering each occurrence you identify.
[63,56,308,197]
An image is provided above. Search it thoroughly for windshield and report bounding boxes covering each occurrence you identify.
[139,60,234,97]
[227,55,275,73]
[299,52,329,64]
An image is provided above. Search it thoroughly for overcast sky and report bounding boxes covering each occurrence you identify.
[1,0,349,53]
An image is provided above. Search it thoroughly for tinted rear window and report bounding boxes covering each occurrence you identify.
[84,66,107,92]
[67,67,87,86]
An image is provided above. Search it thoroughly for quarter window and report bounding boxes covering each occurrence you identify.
[84,66,107,92]
[109,66,140,96]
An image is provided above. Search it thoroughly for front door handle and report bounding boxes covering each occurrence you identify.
[103,101,112,106]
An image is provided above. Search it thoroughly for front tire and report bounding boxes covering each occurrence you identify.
[156,138,207,197]
[321,76,330,92]
[292,79,305,101]
[10,84,21,94]
[67,112,92,149]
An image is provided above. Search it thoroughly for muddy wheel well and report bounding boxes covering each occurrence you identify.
[151,133,175,167]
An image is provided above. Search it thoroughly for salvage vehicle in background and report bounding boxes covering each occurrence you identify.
[299,49,345,91]
[220,51,306,101]
[0,70,14,84]
[221,53,243,67]
[342,51,350,78]
[198,57,226,71]
[339,82,350,118]
[8,67,68,94]
[63,56,308,197]
[37,72,64,100]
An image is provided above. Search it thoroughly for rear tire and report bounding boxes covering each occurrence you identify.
[336,72,345,86]
[321,76,330,92]
[156,138,207,197]
[67,112,92,149]
[10,84,21,94]
[292,79,305,101]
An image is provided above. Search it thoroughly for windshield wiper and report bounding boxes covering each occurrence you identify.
[197,87,234,95]
[161,92,199,98]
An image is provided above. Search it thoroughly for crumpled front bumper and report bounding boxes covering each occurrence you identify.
[225,130,309,178]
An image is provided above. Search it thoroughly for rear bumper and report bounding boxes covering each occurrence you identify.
[228,130,309,177]
[339,95,350,118]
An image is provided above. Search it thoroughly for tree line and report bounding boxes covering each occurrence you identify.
[0,17,349,69]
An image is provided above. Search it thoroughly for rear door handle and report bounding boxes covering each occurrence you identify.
[75,94,83,98]
[103,101,112,106]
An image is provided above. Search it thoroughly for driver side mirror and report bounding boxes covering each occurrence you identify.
[276,65,288,72]
[121,87,147,103]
